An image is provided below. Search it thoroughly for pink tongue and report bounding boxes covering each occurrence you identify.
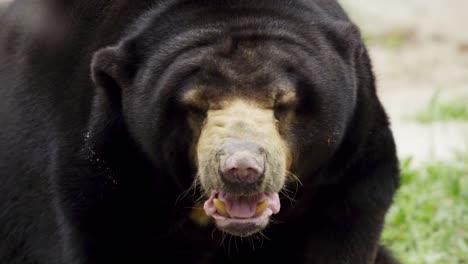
[217,192,280,219]
[219,193,257,218]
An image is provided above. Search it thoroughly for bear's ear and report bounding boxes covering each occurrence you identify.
[91,45,136,98]
[322,21,365,62]
[86,45,138,160]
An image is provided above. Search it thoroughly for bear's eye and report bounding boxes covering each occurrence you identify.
[273,90,297,120]
[187,104,207,118]
[180,88,208,118]
[274,102,290,120]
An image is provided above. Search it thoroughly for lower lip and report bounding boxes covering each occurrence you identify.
[211,208,273,226]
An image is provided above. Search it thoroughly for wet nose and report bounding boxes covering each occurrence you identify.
[220,141,265,188]
[221,155,264,184]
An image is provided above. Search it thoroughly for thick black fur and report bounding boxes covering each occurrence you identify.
[0,0,400,263]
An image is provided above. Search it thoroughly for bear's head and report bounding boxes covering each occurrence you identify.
[89,13,364,237]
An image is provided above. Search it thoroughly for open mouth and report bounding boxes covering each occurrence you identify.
[203,191,281,237]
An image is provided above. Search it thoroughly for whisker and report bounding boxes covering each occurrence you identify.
[228,235,233,257]
[286,170,303,186]
[192,179,201,197]
[234,236,239,253]
[175,175,200,205]
[269,218,284,224]
[280,187,296,201]
[175,187,193,205]
[258,231,270,241]
[258,234,265,248]
[255,234,265,248]
[248,236,255,251]
[194,195,206,203]
[220,231,228,247]
[285,170,302,202]
[211,227,217,240]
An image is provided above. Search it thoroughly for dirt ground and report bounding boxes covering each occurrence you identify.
[2,0,467,164]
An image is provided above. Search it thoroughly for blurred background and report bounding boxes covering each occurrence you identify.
[340,1,468,263]
[1,0,467,263]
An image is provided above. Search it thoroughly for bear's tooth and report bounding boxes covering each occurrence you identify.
[213,198,229,217]
[256,200,269,216]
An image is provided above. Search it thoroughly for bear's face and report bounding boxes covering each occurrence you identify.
[176,40,357,236]
[91,22,361,237]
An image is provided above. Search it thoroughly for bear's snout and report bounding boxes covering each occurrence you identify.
[219,141,265,193]
[196,100,290,198]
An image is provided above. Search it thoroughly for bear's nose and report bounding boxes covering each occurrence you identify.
[219,141,265,194]
[221,155,264,184]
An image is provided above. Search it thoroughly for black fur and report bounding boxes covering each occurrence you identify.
[0,0,400,263]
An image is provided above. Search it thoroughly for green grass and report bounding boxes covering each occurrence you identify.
[383,155,468,264]
[415,94,468,123]
[363,29,413,49]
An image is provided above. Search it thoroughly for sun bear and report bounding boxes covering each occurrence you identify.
[0,0,400,263]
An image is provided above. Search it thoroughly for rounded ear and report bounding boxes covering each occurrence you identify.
[91,45,136,99]
[86,45,138,160]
